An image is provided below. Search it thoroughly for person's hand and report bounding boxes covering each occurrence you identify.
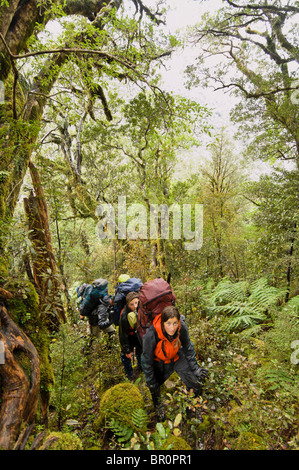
[126,352,133,360]
[195,367,209,381]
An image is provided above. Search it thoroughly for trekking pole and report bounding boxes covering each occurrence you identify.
[132,347,135,366]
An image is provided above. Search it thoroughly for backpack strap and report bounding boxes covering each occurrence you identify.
[138,305,152,328]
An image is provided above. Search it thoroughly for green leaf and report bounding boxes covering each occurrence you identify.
[156,423,166,439]
[173,412,182,428]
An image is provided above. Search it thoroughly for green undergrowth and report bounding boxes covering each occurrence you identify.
[28,277,299,450]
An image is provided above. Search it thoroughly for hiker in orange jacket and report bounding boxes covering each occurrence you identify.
[141,305,208,421]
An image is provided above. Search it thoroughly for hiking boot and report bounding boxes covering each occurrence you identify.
[126,371,134,381]
[133,364,143,380]
[156,405,166,422]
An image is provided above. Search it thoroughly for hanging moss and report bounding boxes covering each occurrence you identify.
[5,279,39,325]
[93,382,145,431]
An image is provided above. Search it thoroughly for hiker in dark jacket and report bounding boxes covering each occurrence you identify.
[119,291,142,380]
[77,280,115,340]
[141,305,208,421]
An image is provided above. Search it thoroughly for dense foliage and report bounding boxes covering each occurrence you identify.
[0,0,298,451]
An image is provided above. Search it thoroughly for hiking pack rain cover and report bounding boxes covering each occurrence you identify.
[79,279,108,317]
[137,278,176,340]
[113,277,143,324]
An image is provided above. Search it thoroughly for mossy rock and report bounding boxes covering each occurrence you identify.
[93,382,145,431]
[162,434,192,450]
[232,431,267,450]
[47,432,83,450]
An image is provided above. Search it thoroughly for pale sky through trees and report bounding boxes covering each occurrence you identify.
[45,0,285,178]
[149,0,233,127]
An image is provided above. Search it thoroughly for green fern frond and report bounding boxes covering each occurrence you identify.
[248,278,287,309]
[223,312,267,332]
[239,324,265,338]
[108,408,148,446]
[131,408,148,431]
[286,295,299,311]
[249,277,269,291]
[208,276,288,333]
[210,278,249,305]
[263,369,294,391]
[109,419,134,443]
[211,303,242,316]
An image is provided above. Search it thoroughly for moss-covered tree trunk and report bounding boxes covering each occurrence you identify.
[0,0,113,267]
[24,161,66,328]
[0,0,119,445]
[0,304,40,450]
[22,161,69,425]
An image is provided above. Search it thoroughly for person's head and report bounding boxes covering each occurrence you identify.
[126,291,139,312]
[161,306,180,337]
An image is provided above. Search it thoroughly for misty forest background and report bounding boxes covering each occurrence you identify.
[0,0,298,451]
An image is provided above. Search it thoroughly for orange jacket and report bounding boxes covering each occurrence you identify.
[153,314,181,364]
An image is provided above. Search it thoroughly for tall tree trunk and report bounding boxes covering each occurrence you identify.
[23,161,66,330]
[0,1,121,253]
[0,304,40,450]
[285,223,296,302]
[211,215,224,278]
[23,162,66,426]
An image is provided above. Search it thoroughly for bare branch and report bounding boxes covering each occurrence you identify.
[225,0,299,15]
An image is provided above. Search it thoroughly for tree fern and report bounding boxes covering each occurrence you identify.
[208,277,288,334]
[209,278,249,305]
[222,311,267,332]
[247,278,287,311]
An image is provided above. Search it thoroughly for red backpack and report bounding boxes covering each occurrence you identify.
[137,278,176,341]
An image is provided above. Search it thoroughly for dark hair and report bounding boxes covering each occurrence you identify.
[161,305,180,324]
[161,306,181,345]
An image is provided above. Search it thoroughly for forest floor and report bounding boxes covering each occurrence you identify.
[46,315,299,451]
